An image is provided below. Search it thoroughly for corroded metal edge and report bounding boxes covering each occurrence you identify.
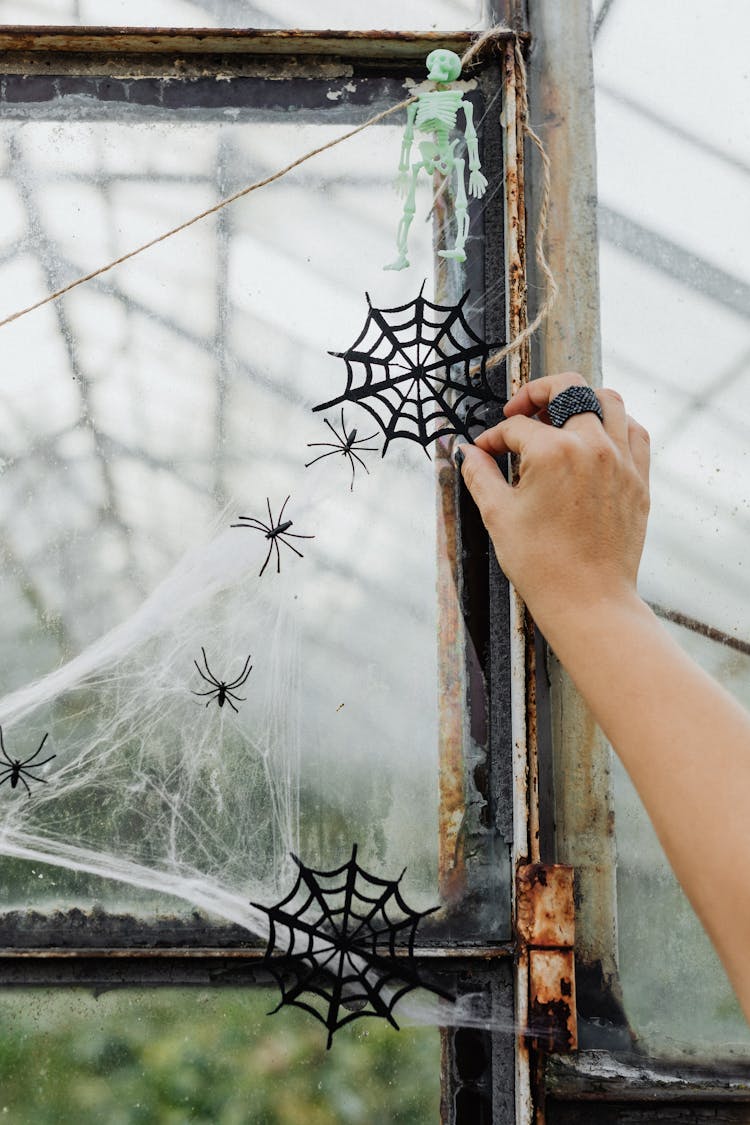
[546,1051,750,1101]
[0,945,513,959]
[517,864,578,1055]
[517,865,575,949]
[502,34,536,1125]
[525,0,624,1039]
[436,449,468,906]
[0,25,515,59]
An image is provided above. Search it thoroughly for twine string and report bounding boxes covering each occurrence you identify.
[0,25,556,370]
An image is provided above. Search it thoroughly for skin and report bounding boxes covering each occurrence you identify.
[458,372,750,1023]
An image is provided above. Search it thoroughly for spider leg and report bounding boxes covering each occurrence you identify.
[19,776,32,798]
[224,690,246,704]
[349,451,371,474]
[231,518,269,532]
[0,728,12,769]
[306,442,340,450]
[324,417,343,443]
[277,496,291,524]
[278,537,305,560]
[266,497,276,528]
[226,697,240,714]
[225,656,253,689]
[195,652,218,684]
[192,689,219,698]
[274,538,282,573]
[0,772,12,787]
[280,531,315,540]
[305,448,340,468]
[22,731,49,766]
[21,772,48,785]
[194,662,219,687]
[22,755,55,770]
[258,540,274,578]
[346,452,356,492]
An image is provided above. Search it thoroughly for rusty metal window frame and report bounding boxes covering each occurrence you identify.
[0,23,539,1123]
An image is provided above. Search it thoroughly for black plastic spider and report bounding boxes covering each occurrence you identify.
[192,647,252,713]
[0,726,56,797]
[231,497,314,577]
[305,409,378,492]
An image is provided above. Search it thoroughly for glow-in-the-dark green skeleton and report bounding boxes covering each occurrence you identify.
[385,49,488,271]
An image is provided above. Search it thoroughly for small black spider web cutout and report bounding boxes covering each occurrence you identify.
[252,844,453,1048]
[314,285,505,456]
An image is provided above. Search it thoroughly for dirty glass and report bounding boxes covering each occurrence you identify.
[0,75,453,927]
[594,0,750,1058]
[0,0,486,30]
[0,987,440,1122]
[0,50,515,957]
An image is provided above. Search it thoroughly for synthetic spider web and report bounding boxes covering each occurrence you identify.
[253,844,451,1047]
[314,286,505,455]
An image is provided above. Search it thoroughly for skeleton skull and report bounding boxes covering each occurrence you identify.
[426,49,462,84]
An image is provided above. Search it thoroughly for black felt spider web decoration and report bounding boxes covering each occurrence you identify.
[314,286,505,455]
[252,844,451,1048]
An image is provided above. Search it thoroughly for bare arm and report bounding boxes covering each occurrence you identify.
[458,372,750,1020]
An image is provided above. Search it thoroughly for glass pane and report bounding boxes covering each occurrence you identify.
[613,620,750,1059]
[0,80,439,920]
[0,0,485,30]
[0,68,506,943]
[595,0,750,1058]
[0,987,440,1122]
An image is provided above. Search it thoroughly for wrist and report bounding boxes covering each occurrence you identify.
[525,582,650,657]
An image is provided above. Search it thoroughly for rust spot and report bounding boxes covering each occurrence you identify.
[528,997,575,1053]
[0,26,518,62]
[516,864,575,947]
[435,451,467,905]
[527,949,577,1054]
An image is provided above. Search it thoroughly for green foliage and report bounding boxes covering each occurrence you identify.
[0,989,439,1124]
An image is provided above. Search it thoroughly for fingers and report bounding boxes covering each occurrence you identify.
[504,374,630,450]
[503,372,587,418]
[474,414,542,458]
[628,417,651,484]
[597,388,629,452]
[457,443,513,526]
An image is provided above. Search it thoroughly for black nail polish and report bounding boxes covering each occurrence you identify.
[454,447,465,470]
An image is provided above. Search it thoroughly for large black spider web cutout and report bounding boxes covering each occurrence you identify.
[252,844,452,1048]
[314,286,505,455]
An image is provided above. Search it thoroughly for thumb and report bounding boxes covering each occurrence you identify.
[457,443,513,531]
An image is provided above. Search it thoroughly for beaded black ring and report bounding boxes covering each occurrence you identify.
[547,385,604,428]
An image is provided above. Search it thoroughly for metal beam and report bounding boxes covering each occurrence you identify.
[598,204,750,320]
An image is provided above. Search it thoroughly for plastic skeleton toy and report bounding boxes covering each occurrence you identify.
[385,49,488,271]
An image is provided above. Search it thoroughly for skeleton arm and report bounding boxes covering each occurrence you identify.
[394,103,418,195]
[461,99,488,198]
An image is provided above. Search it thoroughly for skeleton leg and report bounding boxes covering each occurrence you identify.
[384,162,424,271]
[438,158,469,263]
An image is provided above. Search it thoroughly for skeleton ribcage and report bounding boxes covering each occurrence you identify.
[415,91,462,133]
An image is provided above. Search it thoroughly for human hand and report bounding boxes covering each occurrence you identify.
[457,373,651,628]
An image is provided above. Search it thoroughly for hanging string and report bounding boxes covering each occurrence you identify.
[0,24,555,366]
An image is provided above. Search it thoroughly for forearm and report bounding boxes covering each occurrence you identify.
[536,590,750,1014]
[460,372,750,1020]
